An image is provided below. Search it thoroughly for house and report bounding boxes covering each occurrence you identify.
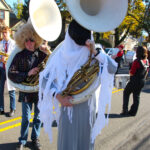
[0,0,26,39]
[0,0,12,40]
[0,0,12,27]
[10,18,26,35]
[9,11,26,35]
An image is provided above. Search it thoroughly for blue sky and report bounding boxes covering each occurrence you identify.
[5,0,24,8]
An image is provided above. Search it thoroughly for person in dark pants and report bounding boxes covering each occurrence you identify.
[8,22,49,150]
[115,45,124,73]
[0,26,16,116]
[120,46,149,116]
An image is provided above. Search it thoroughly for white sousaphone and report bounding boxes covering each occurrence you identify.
[66,0,128,32]
[6,0,62,93]
[46,0,128,104]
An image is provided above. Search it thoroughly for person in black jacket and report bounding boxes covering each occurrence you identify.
[8,22,49,150]
[120,46,149,116]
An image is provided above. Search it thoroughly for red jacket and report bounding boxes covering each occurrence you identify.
[130,59,149,75]
[117,50,123,57]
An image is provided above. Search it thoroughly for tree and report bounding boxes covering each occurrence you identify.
[13,0,29,21]
[21,0,30,21]
[142,0,150,41]
[49,0,71,48]
[128,0,150,39]
[13,0,23,19]
[102,0,146,47]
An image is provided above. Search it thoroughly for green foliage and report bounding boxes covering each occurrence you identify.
[110,0,146,47]
[94,33,112,47]
[16,0,23,19]
[142,1,150,41]
[99,40,112,48]
[56,0,71,20]
[127,0,145,36]
[21,0,30,21]
[12,0,29,21]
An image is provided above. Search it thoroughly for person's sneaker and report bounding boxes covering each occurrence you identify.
[32,139,41,150]
[8,109,15,117]
[16,143,24,150]
[0,110,5,115]
[128,111,136,116]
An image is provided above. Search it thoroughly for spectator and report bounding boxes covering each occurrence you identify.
[0,26,16,117]
[8,23,48,150]
[120,46,149,116]
[115,45,124,73]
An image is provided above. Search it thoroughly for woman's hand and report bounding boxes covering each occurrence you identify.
[28,67,39,76]
[85,39,97,55]
[40,45,51,55]
[56,94,73,107]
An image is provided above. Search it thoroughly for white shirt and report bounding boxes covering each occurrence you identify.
[0,39,16,91]
[0,39,16,67]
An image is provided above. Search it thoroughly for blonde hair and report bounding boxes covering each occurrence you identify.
[14,23,43,50]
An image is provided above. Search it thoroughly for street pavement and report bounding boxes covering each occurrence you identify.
[0,65,150,150]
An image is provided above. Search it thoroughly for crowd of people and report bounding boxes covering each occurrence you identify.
[0,20,149,150]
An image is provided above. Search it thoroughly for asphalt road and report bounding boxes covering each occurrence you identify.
[0,65,150,150]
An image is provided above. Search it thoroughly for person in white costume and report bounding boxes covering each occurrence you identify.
[0,26,16,117]
[38,20,117,150]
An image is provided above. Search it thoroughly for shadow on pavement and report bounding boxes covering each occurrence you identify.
[105,113,132,118]
[4,112,11,117]
[0,143,17,150]
[29,120,57,128]
[0,142,35,150]
[133,134,150,150]
[0,143,19,150]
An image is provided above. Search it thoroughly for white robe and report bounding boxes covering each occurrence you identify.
[38,31,117,145]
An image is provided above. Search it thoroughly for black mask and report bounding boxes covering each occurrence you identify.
[68,20,91,46]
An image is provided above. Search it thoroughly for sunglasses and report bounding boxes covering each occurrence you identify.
[25,38,35,42]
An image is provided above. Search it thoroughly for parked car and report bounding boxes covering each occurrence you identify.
[125,50,136,64]
[104,48,124,68]
[104,48,110,54]
[105,48,119,56]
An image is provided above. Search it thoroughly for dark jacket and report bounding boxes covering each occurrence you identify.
[8,48,47,103]
[130,59,149,82]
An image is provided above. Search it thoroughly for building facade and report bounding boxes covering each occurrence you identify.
[0,0,12,27]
